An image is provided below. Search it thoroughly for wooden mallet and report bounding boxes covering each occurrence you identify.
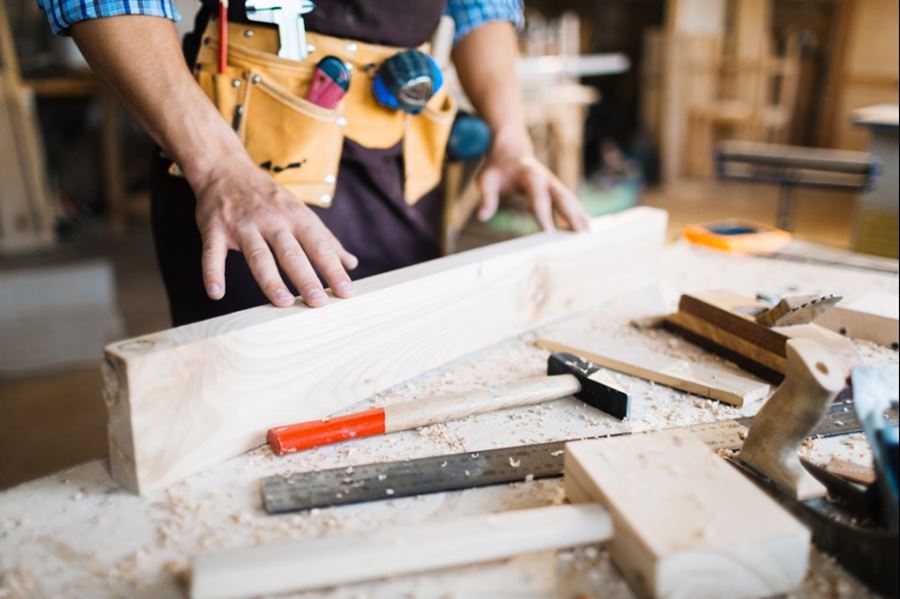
[267,352,630,455]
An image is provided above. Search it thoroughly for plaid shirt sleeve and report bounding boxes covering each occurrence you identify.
[37,0,181,34]
[447,0,524,43]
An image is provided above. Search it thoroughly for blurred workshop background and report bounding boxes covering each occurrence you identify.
[1,0,898,490]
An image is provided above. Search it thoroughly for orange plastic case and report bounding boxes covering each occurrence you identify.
[683,221,792,254]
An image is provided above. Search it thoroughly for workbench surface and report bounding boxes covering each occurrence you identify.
[2,244,898,598]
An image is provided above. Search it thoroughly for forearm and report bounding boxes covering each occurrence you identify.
[70,16,246,185]
[451,21,531,156]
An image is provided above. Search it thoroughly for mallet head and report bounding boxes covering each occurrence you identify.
[547,352,630,420]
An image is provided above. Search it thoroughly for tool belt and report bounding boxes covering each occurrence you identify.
[184,19,457,207]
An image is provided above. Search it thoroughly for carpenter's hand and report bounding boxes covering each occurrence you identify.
[475,129,590,232]
[189,156,358,308]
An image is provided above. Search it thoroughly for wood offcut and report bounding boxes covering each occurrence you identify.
[536,333,770,406]
[564,430,810,598]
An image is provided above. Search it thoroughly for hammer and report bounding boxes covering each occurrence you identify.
[268,352,630,455]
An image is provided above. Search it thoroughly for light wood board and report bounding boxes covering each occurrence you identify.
[103,207,667,494]
[190,503,613,599]
[564,430,810,599]
[536,333,770,406]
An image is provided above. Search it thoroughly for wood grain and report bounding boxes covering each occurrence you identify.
[104,207,667,494]
[565,430,810,599]
[536,333,770,407]
[190,504,613,599]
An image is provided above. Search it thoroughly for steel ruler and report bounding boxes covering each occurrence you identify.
[262,399,862,514]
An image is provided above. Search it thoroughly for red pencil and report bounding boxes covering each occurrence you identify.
[218,0,228,74]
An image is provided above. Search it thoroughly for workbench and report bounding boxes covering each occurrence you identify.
[1,243,897,598]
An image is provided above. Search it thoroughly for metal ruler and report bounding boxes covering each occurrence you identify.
[262,399,862,514]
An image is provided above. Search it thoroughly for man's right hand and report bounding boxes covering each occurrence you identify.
[191,155,357,308]
[71,16,355,308]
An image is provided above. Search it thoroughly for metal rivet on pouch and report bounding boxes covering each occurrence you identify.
[243,29,254,38]
[336,117,347,127]
[306,44,316,54]
[320,194,332,204]
[346,42,358,53]
[231,79,242,88]
[251,74,262,84]
[325,174,336,184]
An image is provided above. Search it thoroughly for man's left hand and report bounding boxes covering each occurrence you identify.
[474,128,590,232]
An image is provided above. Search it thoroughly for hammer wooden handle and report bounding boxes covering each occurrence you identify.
[268,374,581,455]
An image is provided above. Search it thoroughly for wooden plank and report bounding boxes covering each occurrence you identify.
[665,309,787,376]
[103,207,668,494]
[564,430,810,599]
[190,504,613,599]
[678,291,787,355]
[536,333,770,407]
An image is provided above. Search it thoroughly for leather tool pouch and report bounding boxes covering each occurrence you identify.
[181,20,456,208]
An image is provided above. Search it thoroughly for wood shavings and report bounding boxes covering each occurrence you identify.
[3,245,897,597]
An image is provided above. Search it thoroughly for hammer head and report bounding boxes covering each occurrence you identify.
[548,352,630,420]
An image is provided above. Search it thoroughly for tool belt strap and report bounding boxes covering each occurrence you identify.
[186,19,456,207]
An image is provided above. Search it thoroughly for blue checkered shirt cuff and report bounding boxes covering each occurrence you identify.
[447,0,524,43]
[37,0,181,34]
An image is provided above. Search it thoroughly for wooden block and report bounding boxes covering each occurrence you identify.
[565,430,811,599]
[103,208,667,494]
[536,333,770,407]
[190,504,613,599]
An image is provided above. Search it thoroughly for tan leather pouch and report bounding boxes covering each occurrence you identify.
[239,70,343,206]
[403,88,457,204]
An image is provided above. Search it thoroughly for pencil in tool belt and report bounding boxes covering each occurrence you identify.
[218,0,228,74]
